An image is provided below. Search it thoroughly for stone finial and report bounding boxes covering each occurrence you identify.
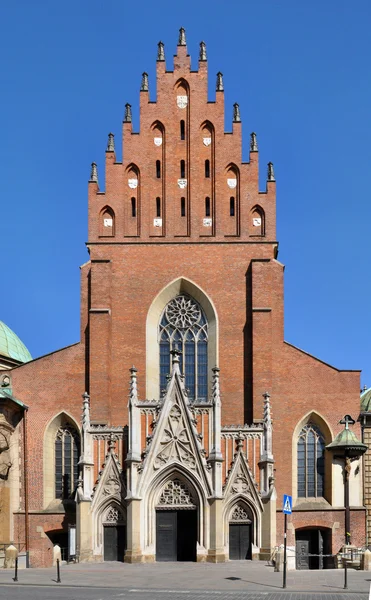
[216,72,224,92]
[267,162,275,182]
[233,103,241,122]
[140,72,149,92]
[236,433,244,452]
[129,366,138,404]
[170,348,181,373]
[178,27,186,46]
[212,367,221,405]
[263,391,272,424]
[107,132,115,152]
[107,432,116,456]
[199,41,207,61]
[157,41,165,61]
[90,162,98,183]
[250,132,258,152]
[82,392,90,430]
[124,103,132,123]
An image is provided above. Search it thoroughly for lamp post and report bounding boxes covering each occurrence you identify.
[326,414,367,588]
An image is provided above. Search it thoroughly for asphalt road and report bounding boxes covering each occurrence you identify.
[0,587,368,600]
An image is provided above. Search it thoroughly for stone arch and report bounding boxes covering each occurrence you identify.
[223,494,261,550]
[146,277,219,400]
[143,464,208,560]
[43,411,80,509]
[174,77,190,94]
[292,411,333,505]
[99,205,115,237]
[91,497,127,559]
[249,204,265,237]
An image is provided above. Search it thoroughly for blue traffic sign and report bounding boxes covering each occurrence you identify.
[283,494,292,515]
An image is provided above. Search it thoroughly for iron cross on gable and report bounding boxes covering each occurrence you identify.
[340,415,355,430]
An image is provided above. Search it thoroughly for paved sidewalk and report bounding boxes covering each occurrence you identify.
[0,560,370,595]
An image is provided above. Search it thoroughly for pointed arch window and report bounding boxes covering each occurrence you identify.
[55,426,80,499]
[159,295,208,401]
[297,424,325,498]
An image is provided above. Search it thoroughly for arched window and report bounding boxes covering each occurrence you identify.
[180,120,185,140]
[156,197,161,218]
[156,160,161,178]
[297,424,325,498]
[131,197,136,217]
[159,294,208,401]
[180,197,186,217]
[230,197,235,217]
[180,160,185,179]
[55,426,80,499]
[205,197,211,217]
[205,160,210,178]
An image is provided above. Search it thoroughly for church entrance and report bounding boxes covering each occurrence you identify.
[156,510,197,561]
[228,503,253,560]
[295,527,332,569]
[103,524,126,561]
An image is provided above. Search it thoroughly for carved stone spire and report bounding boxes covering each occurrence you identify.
[82,392,90,430]
[267,162,275,182]
[199,41,207,61]
[90,162,98,183]
[170,348,181,374]
[107,433,116,456]
[107,132,115,152]
[124,103,132,123]
[178,27,186,46]
[250,132,258,152]
[140,72,149,92]
[157,41,165,61]
[209,367,223,495]
[212,367,221,406]
[263,391,272,428]
[216,72,224,92]
[129,366,138,405]
[233,103,241,122]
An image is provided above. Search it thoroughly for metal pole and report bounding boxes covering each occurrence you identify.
[14,557,18,582]
[283,513,287,589]
[344,555,348,590]
[56,558,61,583]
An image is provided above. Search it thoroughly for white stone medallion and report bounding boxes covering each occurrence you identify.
[253,218,262,227]
[154,137,162,146]
[227,178,237,189]
[103,218,113,227]
[128,178,138,189]
[203,218,212,227]
[153,218,162,227]
[177,95,188,109]
[178,179,187,189]
[203,137,212,146]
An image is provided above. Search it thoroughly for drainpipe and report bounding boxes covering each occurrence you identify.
[23,408,29,567]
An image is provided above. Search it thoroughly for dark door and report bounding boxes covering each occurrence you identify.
[156,511,177,561]
[296,540,309,570]
[177,510,197,561]
[103,525,126,561]
[229,524,251,560]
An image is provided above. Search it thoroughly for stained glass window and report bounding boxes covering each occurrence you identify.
[159,294,208,401]
[297,423,325,498]
[55,426,80,499]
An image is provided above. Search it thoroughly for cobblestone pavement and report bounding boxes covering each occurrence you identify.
[0,561,369,599]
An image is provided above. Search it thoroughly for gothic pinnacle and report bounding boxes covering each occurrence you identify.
[267,162,275,182]
[107,132,115,152]
[140,72,149,92]
[233,103,241,122]
[216,72,224,92]
[178,27,186,46]
[199,41,207,61]
[157,41,165,61]
[124,103,132,123]
[90,162,98,183]
[250,132,258,152]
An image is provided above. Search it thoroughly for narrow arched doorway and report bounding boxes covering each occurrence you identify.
[103,505,126,562]
[155,478,197,561]
[229,503,253,560]
[295,527,332,570]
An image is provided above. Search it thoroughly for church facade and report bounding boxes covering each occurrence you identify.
[0,29,366,568]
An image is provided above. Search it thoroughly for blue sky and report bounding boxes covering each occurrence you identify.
[1,0,370,389]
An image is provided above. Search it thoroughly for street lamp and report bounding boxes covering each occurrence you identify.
[326,415,367,588]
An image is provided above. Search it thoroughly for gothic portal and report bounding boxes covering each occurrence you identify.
[0,28,365,567]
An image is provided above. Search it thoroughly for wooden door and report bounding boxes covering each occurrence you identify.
[229,524,251,560]
[177,510,197,561]
[103,525,126,561]
[156,511,177,561]
[296,540,309,570]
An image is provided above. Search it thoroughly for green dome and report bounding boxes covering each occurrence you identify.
[361,387,371,412]
[0,321,32,364]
